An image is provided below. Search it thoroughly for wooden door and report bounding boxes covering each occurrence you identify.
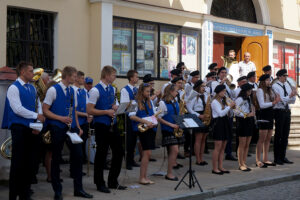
[213,33,224,68]
[241,36,269,78]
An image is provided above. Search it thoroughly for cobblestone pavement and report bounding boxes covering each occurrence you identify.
[206,180,300,200]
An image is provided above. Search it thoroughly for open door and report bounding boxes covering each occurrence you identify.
[241,36,269,78]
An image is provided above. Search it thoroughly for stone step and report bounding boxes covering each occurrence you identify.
[290,129,300,134]
[290,125,300,130]
[288,140,300,146]
[290,120,300,124]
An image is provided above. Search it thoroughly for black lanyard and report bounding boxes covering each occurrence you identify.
[171,102,178,115]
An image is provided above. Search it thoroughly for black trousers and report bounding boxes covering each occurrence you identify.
[50,125,83,196]
[274,109,291,162]
[94,123,123,187]
[9,124,35,200]
[125,117,138,165]
[225,117,233,155]
[80,123,89,162]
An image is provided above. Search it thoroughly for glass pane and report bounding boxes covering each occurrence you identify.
[159,25,180,79]
[181,29,199,72]
[273,42,284,77]
[284,44,297,81]
[136,22,158,77]
[298,46,300,86]
[112,18,134,76]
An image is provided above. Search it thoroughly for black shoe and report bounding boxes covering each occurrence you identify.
[149,158,157,162]
[54,194,63,200]
[196,161,207,166]
[108,184,127,190]
[31,176,38,184]
[126,164,133,170]
[225,155,238,161]
[97,185,111,193]
[256,163,268,168]
[283,158,294,164]
[220,170,230,174]
[165,175,179,181]
[238,167,251,172]
[177,153,185,159]
[247,154,251,157]
[132,162,140,167]
[274,160,284,165]
[263,162,276,166]
[212,170,223,175]
[74,190,93,198]
[82,172,87,176]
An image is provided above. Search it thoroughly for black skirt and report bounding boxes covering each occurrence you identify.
[211,116,231,141]
[136,129,156,150]
[236,117,255,137]
[257,108,274,130]
[193,111,209,134]
[162,130,185,147]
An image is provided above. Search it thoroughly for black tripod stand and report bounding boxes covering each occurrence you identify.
[174,128,203,191]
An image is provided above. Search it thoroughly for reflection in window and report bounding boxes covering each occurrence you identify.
[273,42,284,77]
[285,44,297,80]
[112,19,134,76]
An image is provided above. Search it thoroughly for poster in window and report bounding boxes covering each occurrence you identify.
[289,56,294,70]
[145,40,154,51]
[160,46,168,58]
[137,40,144,50]
[145,50,154,60]
[121,53,131,71]
[137,50,144,60]
[163,34,169,45]
[182,36,186,55]
[169,35,174,45]
[144,60,154,70]
[187,37,196,55]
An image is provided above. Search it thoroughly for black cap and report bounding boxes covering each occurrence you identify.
[259,74,270,82]
[247,71,256,79]
[171,76,183,83]
[217,67,226,75]
[214,84,226,94]
[193,80,204,89]
[208,63,217,70]
[276,69,288,77]
[206,72,217,78]
[190,70,200,77]
[237,76,247,82]
[263,65,271,72]
[143,74,154,83]
[241,83,253,91]
[176,62,185,70]
[170,68,181,76]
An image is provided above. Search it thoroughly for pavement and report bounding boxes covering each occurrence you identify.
[0,148,299,200]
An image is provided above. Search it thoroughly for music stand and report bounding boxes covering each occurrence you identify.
[172,114,204,192]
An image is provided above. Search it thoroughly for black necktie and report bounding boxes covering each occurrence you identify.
[282,84,288,97]
[199,95,206,109]
[177,93,180,102]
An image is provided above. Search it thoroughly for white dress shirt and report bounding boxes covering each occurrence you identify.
[211,99,230,118]
[184,82,194,100]
[6,77,41,119]
[43,82,78,107]
[157,100,176,118]
[272,81,296,109]
[120,84,137,103]
[249,82,258,91]
[238,61,256,77]
[187,93,208,117]
[233,87,241,100]
[161,81,171,95]
[211,80,234,98]
[234,97,251,118]
[256,88,273,109]
[88,81,119,105]
[228,63,239,86]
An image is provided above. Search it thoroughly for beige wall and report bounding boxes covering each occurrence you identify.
[273,32,300,44]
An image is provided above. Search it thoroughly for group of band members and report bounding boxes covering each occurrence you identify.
[2,57,297,199]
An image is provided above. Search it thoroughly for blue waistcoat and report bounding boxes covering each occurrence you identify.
[71,88,87,127]
[1,81,36,129]
[124,85,136,101]
[94,83,116,126]
[161,101,179,133]
[132,101,155,132]
[46,84,75,129]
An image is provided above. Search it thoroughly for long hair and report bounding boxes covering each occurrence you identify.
[136,83,152,111]
[162,84,177,103]
[213,93,226,109]
[238,89,249,100]
[258,80,274,101]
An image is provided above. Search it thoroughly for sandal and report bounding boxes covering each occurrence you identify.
[256,162,268,168]
[263,161,276,166]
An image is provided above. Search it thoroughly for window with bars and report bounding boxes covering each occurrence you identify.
[6,7,54,72]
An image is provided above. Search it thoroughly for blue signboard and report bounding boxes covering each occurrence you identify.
[213,22,264,36]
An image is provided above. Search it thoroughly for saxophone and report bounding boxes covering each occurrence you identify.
[203,95,212,126]
[173,90,186,138]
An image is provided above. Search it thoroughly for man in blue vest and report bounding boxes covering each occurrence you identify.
[120,70,139,170]
[2,61,45,200]
[43,66,93,200]
[87,65,126,193]
[72,71,92,164]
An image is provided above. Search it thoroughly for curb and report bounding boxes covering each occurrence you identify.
[158,172,300,200]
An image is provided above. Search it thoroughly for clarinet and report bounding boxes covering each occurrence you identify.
[68,93,74,130]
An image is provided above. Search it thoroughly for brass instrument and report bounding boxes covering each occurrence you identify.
[225,74,236,90]
[221,55,238,69]
[203,95,212,126]
[52,69,62,82]
[225,96,247,118]
[174,90,186,138]
[138,110,162,133]
[0,137,12,159]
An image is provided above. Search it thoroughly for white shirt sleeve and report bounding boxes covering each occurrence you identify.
[157,100,167,118]
[88,87,99,105]
[211,99,230,118]
[43,86,56,106]
[234,97,246,117]
[256,88,273,109]
[6,85,38,119]
[120,87,130,103]
[186,97,200,117]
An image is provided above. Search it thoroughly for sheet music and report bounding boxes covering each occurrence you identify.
[183,118,198,128]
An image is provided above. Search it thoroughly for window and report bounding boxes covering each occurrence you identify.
[273,42,284,77]
[6,7,54,71]
[112,17,201,79]
[285,44,297,81]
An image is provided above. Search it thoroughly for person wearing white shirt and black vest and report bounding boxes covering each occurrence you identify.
[158,84,184,181]
[129,83,157,185]
[43,66,92,200]
[247,71,258,91]
[238,52,256,77]
[120,70,140,170]
[87,66,126,193]
[272,69,297,165]
[204,72,217,96]
[234,83,256,172]
[256,74,280,168]
[211,85,235,175]
[2,61,45,200]
[186,80,209,165]
[161,68,181,95]
[233,76,247,100]
[184,70,200,99]
[262,65,274,82]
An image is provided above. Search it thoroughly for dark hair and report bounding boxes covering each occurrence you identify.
[101,65,117,79]
[16,61,33,76]
[127,70,138,81]
[176,62,185,70]
[62,66,77,79]
[258,79,274,101]
[136,83,151,110]
[238,90,249,100]
[77,71,85,77]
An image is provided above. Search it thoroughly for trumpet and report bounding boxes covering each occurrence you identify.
[225,96,247,118]
[138,110,163,132]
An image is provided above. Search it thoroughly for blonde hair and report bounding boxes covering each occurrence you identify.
[162,84,177,103]
[101,65,117,79]
[136,83,152,110]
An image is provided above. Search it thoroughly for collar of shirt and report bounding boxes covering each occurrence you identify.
[99,80,109,89]
[59,82,69,91]
[72,85,79,91]
[276,81,285,87]
[17,77,27,86]
[127,83,135,90]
